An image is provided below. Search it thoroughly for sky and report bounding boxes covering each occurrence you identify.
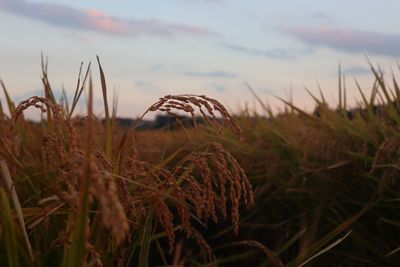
[1,0,400,118]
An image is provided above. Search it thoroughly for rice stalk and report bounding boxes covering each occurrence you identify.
[0,79,15,115]
[65,76,93,267]
[96,56,112,161]
[138,209,154,267]
[0,159,33,261]
[0,188,20,267]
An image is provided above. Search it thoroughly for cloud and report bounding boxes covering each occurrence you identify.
[282,27,400,57]
[181,0,225,3]
[13,88,68,102]
[149,64,235,78]
[68,32,91,43]
[0,0,215,37]
[206,82,227,92]
[135,80,158,90]
[184,70,237,78]
[307,12,331,22]
[150,64,166,71]
[223,43,307,60]
[13,89,43,102]
[342,66,371,76]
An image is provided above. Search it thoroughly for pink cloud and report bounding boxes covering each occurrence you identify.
[84,9,129,34]
[282,26,400,57]
[0,0,216,37]
[68,32,91,44]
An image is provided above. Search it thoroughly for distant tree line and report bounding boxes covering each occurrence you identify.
[107,114,208,130]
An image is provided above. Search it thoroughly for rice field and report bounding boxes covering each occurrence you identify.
[1,58,400,266]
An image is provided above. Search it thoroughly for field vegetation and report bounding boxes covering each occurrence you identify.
[1,58,400,266]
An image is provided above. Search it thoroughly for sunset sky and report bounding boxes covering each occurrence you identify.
[1,0,400,118]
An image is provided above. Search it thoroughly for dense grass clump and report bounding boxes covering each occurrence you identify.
[202,64,400,266]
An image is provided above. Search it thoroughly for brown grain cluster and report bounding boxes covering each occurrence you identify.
[124,140,254,256]
[142,94,246,142]
[6,97,130,246]
[126,94,254,256]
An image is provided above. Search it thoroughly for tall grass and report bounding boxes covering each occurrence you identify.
[2,58,400,266]
[0,59,253,266]
[202,63,400,266]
